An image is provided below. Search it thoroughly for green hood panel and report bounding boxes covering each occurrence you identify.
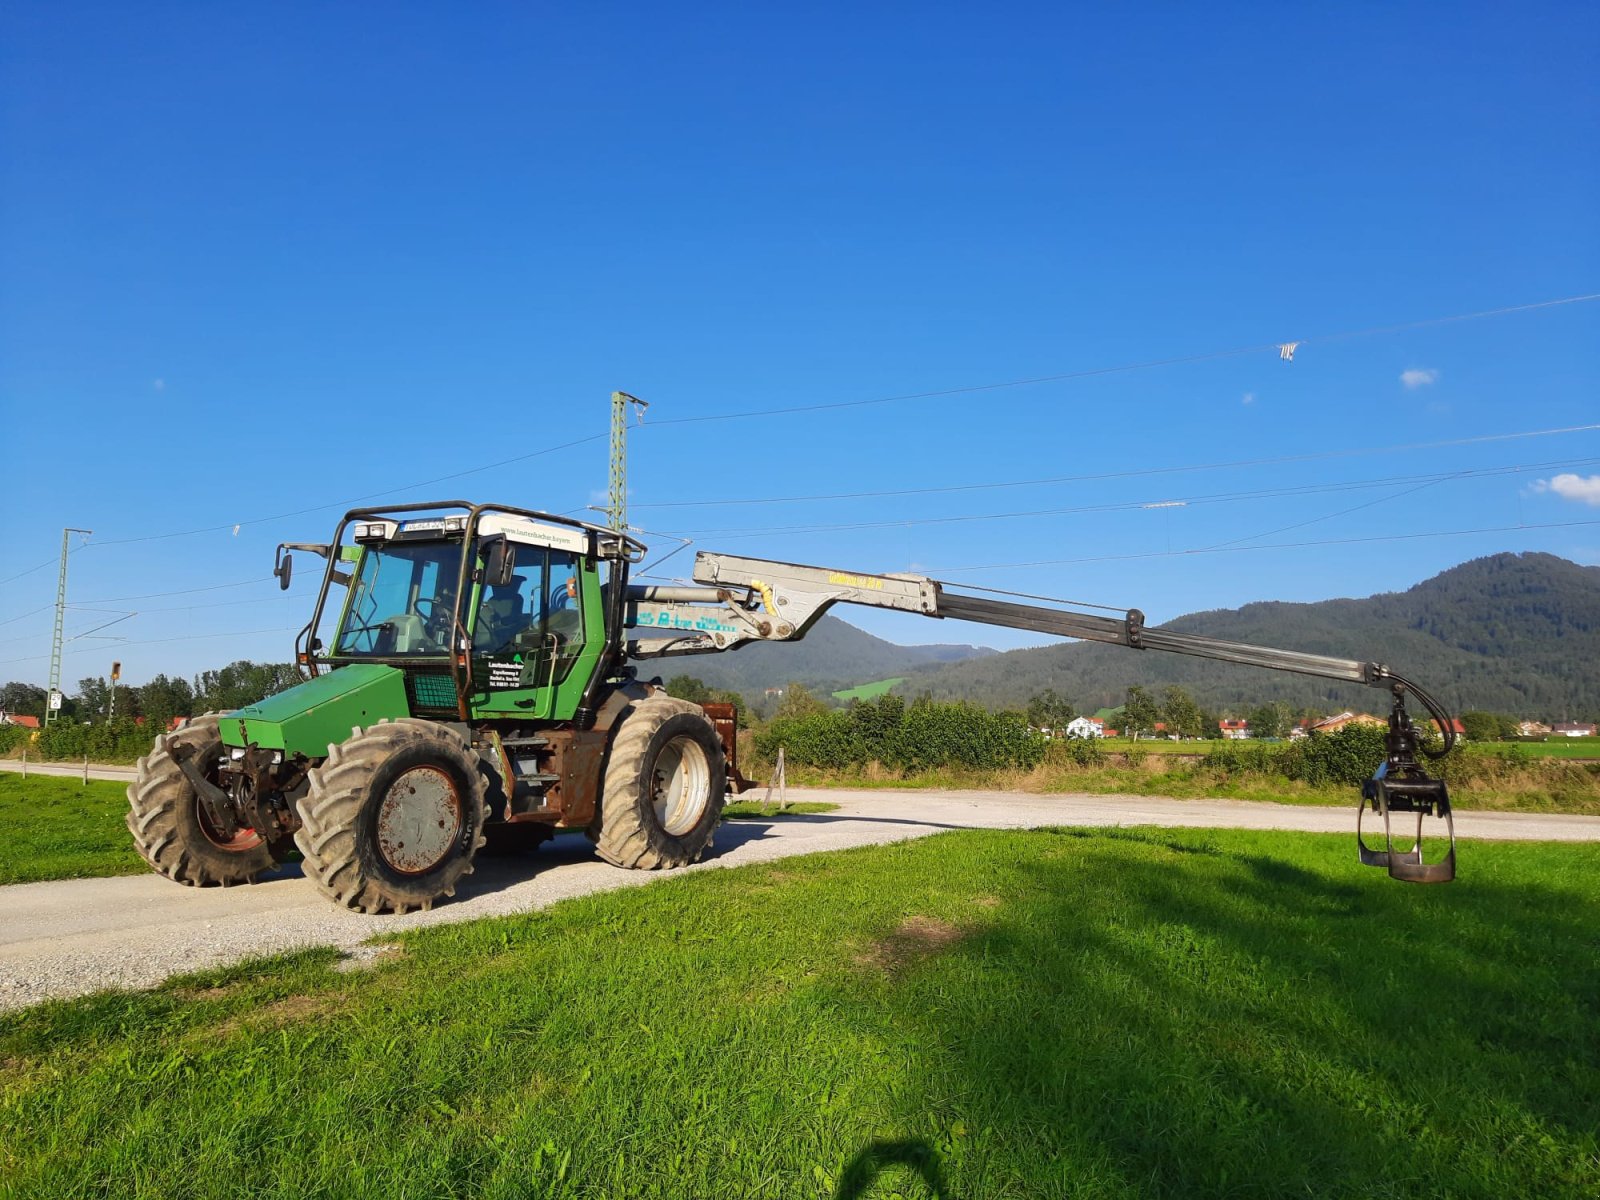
[223,664,411,757]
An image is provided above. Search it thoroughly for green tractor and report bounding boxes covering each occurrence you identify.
[127,503,740,914]
[128,499,1463,907]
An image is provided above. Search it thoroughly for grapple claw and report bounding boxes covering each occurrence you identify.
[1356,685,1457,883]
[1359,776,1455,883]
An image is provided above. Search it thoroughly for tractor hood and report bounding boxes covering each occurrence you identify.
[222,664,411,758]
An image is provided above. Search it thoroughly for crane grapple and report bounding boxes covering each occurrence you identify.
[633,552,1461,882]
[1358,687,1456,883]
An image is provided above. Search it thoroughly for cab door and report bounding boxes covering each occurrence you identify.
[468,544,604,721]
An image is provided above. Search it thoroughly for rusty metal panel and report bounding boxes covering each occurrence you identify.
[700,702,757,794]
[545,729,608,827]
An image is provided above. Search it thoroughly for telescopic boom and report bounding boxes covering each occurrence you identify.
[623,552,1458,882]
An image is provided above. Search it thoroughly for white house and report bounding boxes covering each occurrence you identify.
[1063,716,1104,739]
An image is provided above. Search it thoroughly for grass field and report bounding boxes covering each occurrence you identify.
[0,774,143,885]
[831,677,906,703]
[1495,739,1600,759]
[2,827,1595,1198]
[723,800,840,819]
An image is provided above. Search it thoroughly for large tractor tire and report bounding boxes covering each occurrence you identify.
[296,719,487,914]
[126,714,282,888]
[594,697,726,870]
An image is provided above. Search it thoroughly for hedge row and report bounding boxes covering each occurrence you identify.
[1197,724,1396,787]
[755,695,1046,772]
[755,702,1421,788]
[0,718,158,763]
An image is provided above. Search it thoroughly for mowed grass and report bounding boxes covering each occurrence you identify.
[3,829,1597,1198]
[831,677,906,702]
[0,774,143,885]
[723,799,841,818]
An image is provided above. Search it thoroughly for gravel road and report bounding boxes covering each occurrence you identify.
[3,784,1597,1012]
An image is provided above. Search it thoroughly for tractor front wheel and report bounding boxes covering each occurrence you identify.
[594,697,726,869]
[296,719,487,914]
[126,714,282,888]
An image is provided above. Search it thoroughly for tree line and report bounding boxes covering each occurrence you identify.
[1,661,301,729]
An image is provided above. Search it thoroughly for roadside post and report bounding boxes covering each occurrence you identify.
[762,746,788,810]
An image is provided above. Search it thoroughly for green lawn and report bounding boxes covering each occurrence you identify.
[2,827,1595,1198]
[832,677,906,703]
[0,774,144,885]
[723,800,841,818]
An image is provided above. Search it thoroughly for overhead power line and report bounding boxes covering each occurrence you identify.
[655,457,1599,539]
[0,626,301,668]
[0,557,60,588]
[74,577,276,605]
[631,421,1600,510]
[642,293,1600,429]
[922,519,1600,574]
[83,433,608,548]
[13,291,1594,558]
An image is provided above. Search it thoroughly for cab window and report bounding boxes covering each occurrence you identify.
[473,548,586,681]
[335,541,461,656]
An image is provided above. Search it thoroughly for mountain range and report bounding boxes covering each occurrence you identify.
[662,553,1600,719]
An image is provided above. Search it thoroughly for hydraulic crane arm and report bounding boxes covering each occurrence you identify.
[622,551,1457,883]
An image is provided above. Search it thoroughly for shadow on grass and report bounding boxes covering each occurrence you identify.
[834,1138,952,1199]
[859,828,1600,1197]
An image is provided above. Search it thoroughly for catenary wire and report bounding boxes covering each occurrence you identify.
[0,627,302,668]
[27,292,1600,553]
[920,519,1600,574]
[642,294,1600,428]
[650,458,1598,539]
[630,421,1600,509]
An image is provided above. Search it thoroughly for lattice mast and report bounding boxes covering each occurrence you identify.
[45,527,92,725]
[607,390,648,532]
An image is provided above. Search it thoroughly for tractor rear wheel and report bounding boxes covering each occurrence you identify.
[594,697,726,870]
[296,719,487,914]
[126,714,282,888]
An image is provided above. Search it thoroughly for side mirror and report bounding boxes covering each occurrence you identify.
[274,551,293,591]
[484,537,517,587]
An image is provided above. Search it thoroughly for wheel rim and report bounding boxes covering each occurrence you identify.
[192,758,263,853]
[195,799,263,853]
[376,765,464,875]
[651,735,712,836]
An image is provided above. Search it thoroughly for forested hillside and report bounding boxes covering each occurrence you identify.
[649,614,995,695]
[902,553,1600,719]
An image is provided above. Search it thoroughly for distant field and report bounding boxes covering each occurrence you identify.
[2,828,1595,1198]
[832,677,905,702]
[1497,740,1600,759]
[1093,737,1600,760]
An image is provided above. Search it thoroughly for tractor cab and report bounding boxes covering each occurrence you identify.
[235,504,642,757]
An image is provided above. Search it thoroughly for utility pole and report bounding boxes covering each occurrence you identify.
[608,390,648,532]
[45,527,92,725]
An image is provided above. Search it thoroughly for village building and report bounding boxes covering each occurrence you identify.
[1552,721,1598,738]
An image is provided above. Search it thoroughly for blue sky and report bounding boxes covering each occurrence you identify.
[2,2,1597,688]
